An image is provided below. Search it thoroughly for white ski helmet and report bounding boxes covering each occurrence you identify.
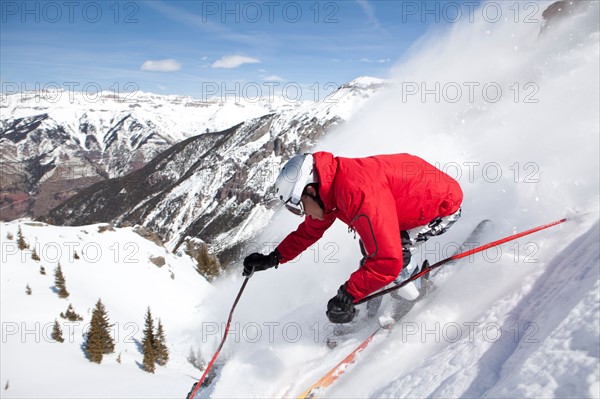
[275,153,318,215]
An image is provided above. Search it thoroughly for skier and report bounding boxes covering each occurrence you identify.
[243,152,463,323]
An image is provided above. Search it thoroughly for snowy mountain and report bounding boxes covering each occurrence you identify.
[0,77,385,220]
[36,77,386,263]
[1,1,599,398]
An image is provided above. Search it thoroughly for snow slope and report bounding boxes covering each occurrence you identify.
[187,1,599,398]
[349,222,600,399]
[0,220,213,397]
[1,1,599,398]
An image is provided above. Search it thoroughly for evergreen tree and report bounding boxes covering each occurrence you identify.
[187,347,198,368]
[196,243,221,281]
[25,284,32,295]
[116,352,122,364]
[60,304,83,321]
[188,347,205,371]
[73,251,80,260]
[16,226,28,250]
[85,299,115,363]
[141,308,156,373]
[6,231,13,240]
[40,266,46,275]
[154,319,169,366]
[31,247,40,261]
[51,320,64,343]
[54,263,69,298]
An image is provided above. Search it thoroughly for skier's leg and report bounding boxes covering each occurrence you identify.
[359,239,384,318]
[393,209,461,301]
[392,231,422,300]
[412,208,462,243]
[391,233,420,316]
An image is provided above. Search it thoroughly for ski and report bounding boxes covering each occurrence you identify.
[296,318,394,399]
[430,218,493,277]
[327,219,493,349]
[295,218,567,397]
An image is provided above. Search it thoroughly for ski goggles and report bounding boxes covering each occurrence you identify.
[284,197,304,216]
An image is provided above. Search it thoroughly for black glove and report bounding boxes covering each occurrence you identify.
[326,284,356,324]
[242,250,280,276]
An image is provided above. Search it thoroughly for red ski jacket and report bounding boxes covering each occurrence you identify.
[276,152,463,301]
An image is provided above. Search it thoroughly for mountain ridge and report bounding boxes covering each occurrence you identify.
[21,79,387,264]
[1,77,386,229]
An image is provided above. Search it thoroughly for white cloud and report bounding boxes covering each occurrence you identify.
[262,75,285,82]
[211,55,260,69]
[360,57,391,64]
[140,59,181,72]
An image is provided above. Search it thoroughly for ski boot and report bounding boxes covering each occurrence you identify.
[390,260,433,320]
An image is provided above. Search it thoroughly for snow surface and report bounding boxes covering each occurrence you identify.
[0,221,213,398]
[193,2,599,398]
[1,1,599,398]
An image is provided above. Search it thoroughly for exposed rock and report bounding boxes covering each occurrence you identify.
[98,224,115,233]
[133,225,164,247]
[149,256,166,267]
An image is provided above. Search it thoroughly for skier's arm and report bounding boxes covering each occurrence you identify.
[341,187,404,301]
[276,216,335,263]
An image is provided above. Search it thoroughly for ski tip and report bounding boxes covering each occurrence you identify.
[563,210,590,224]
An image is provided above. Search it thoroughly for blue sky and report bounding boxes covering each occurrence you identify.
[0,1,461,100]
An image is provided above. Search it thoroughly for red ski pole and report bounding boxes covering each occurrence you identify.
[187,273,252,399]
[357,218,567,305]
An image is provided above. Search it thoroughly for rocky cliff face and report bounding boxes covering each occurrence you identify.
[0,78,384,220]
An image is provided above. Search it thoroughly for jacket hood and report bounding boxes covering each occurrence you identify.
[312,151,338,212]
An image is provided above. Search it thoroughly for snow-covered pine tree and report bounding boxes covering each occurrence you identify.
[142,308,156,373]
[51,320,64,343]
[84,299,115,363]
[187,347,198,368]
[187,347,205,371]
[40,266,46,275]
[25,284,32,295]
[54,263,69,298]
[154,319,169,366]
